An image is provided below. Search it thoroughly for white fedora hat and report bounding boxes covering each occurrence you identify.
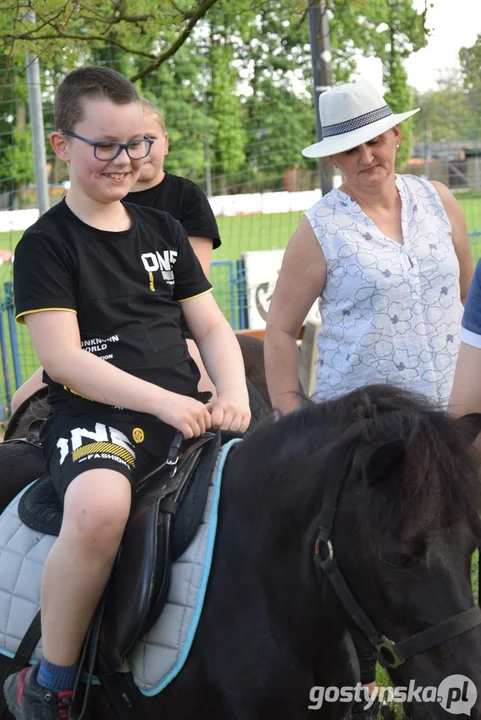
[302,79,419,158]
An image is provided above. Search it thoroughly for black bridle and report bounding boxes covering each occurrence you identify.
[314,457,481,670]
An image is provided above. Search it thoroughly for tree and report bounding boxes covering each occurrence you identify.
[411,36,481,154]
[139,41,213,184]
[411,71,475,145]
[0,53,33,198]
[244,81,315,190]
[0,0,222,81]
[327,0,428,77]
[459,34,481,94]
[192,0,314,191]
[2,123,36,191]
[458,34,481,141]
[384,62,412,169]
[207,40,246,194]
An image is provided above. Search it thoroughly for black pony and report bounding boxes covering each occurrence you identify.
[1,384,481,719]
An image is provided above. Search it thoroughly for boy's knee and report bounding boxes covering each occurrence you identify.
[62,476,131,551]
[63,501,129,554]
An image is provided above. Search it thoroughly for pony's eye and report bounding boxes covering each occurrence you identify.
[380,552,410,568]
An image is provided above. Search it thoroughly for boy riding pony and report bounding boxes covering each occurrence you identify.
[3,66,250,720]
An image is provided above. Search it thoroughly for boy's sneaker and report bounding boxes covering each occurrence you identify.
[3,665,73,720]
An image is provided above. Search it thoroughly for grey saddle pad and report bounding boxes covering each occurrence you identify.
[0,438,240,695]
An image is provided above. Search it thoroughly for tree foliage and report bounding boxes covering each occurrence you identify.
[1,123,35,187]
[459,33,481,95]
[328,0,428,78]
[411,72,476,145]
[0,0,221,81]
[409,33,481,151]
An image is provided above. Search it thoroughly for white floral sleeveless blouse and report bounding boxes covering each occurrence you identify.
[304,174,463,407]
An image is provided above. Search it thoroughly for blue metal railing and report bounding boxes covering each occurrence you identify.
[5,282,22,389]
[210,259,238,330]
[0,283,14,419]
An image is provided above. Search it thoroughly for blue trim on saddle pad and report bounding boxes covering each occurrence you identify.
[140,437,241,697]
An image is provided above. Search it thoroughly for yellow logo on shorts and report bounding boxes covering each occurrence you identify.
[133,427,145,443]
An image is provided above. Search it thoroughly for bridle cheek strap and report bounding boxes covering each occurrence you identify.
[387,605,481,668]
[315,537,481,670]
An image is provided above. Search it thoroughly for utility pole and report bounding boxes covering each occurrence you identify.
[203,92,213,197]
[422,99,430,181]
[24,11,49,215]
[309,0,333,196]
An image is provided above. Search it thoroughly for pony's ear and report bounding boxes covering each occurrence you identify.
[457,413,481,444]
[355,438,406,485]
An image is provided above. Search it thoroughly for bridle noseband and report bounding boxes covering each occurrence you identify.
[314,455,481,670]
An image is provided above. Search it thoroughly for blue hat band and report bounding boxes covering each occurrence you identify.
[322,105,392,138]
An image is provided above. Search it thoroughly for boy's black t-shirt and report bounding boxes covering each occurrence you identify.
[14,199,212,412]
[125,173,221,249]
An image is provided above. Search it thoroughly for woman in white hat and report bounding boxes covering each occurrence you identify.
[265,78,474,718]
[265,79,473,414]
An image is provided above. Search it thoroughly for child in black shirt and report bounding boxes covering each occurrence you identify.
[127,98,221,397]
[11,98,221,410]
[4,66,250,720]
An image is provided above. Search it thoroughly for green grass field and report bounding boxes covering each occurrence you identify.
[1,195,481,415]
[2,194,481,263]
[0,211,305,263]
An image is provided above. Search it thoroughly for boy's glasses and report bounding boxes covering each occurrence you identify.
[61,131,154,161]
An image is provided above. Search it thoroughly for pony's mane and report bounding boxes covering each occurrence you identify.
[13,396,50,440]
[245,385,481,540]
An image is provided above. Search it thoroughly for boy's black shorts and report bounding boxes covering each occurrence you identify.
[41,408,177,501]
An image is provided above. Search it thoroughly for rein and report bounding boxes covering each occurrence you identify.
[0,437,42,448]
[314,451,481,669]
[1,420,44,450]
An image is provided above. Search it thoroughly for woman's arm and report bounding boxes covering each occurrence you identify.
[449,342,481,417]
[431,181,473,304]
[264,217,327,414]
